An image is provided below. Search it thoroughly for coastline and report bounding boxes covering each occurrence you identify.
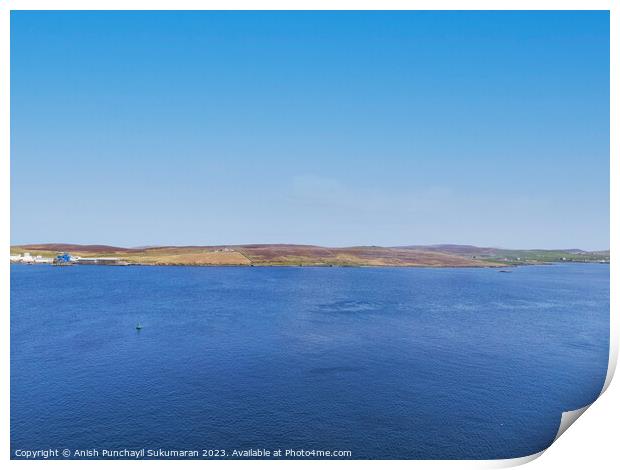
[9,243,610,268]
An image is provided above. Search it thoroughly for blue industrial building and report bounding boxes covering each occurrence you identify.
[53,252,72,265]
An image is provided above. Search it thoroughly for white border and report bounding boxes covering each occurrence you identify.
[1,1,615,468]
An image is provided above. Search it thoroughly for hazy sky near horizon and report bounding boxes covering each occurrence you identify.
[11,11,609,249]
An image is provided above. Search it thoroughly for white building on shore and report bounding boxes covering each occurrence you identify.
[10,252,53,264]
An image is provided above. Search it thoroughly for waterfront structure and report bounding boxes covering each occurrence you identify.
[53,252,73,265]
[13,252,34,263]
[9,253,53,264]
[76,257,128,266]
[11,252,127,266]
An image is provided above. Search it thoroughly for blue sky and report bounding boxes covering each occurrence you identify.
[11,11,609,249]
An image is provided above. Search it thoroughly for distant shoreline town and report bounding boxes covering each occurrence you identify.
[9,243,610,268]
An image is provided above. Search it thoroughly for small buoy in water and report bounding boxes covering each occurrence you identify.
[136,322,143,330]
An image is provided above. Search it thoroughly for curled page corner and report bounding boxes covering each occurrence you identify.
[547,347,618,449]
[554,405,591,442]
[493,370,613,469]
[491,450,545,468]
[550,345,619,440]
[490,407,591,470]
[601,346,617,395]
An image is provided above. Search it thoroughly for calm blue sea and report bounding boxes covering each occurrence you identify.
[10,263,609,459]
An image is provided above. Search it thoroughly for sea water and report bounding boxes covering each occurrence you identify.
[10,263,609,459]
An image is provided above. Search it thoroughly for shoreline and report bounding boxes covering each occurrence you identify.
[10,243,610,269]
[10,260,609,269]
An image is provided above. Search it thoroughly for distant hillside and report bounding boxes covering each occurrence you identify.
[10,243,609,267]
[396,244,609,259]
[398,244,498,256]
[17,243,126,253]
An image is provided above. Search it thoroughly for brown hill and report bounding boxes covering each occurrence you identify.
[11,243,502,267]
[18,243,127,253]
